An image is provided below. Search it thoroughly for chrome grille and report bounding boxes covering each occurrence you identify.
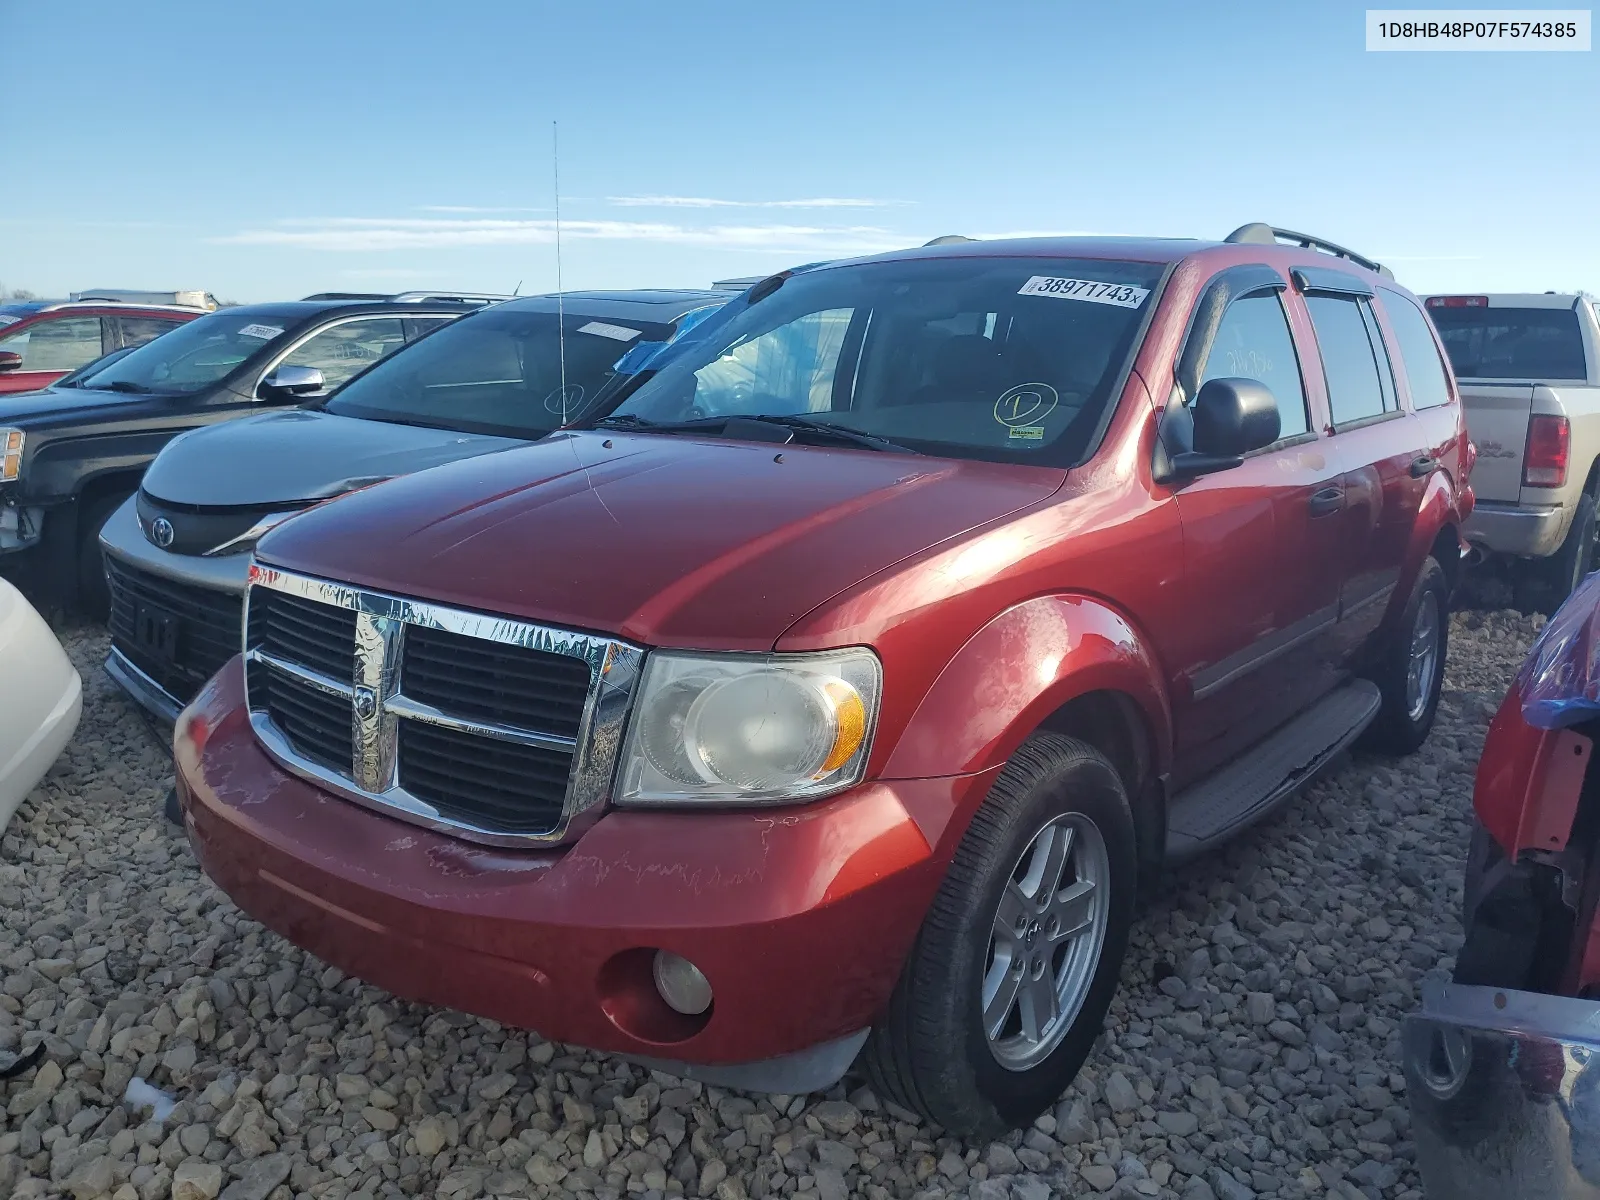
[242,564,644,846]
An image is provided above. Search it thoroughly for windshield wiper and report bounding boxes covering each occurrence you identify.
[592,412,918,454]
[93,380,153,394]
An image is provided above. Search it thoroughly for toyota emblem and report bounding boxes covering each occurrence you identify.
[150,517,175,549]
[354,686,378,720]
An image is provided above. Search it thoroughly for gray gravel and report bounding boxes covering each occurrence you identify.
[0,609,1543,1200]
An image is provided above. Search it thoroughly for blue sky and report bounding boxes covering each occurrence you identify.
[2,0,1595,302]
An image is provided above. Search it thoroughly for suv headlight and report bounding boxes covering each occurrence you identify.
[0,430,22,483]
[616,648,882,805]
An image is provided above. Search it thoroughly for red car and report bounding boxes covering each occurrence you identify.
[1405,572,1600,1198]
[0,299,203,393]
[174,225,1473,1135]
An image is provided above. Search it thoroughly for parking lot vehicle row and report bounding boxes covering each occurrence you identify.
[0,292,499,616]
[171,224,1474,1134]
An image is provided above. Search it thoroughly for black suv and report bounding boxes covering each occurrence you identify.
[0,292,502,614]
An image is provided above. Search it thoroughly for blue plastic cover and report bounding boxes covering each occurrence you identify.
[1519,572,1600,729]
[612,301,730,375]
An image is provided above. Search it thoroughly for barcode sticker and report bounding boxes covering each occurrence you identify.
[237,323,284,340]
[1017,277,1149,308]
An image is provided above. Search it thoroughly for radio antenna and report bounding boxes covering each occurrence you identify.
[553,120,568,423]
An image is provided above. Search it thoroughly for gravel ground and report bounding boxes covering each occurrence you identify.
[0,609,1544,1200]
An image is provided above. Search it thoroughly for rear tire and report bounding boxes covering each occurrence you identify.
[863,734,1136,1137]
[75,491,131,622]
[1361,556,1448,755]
[1547,492,1599,611]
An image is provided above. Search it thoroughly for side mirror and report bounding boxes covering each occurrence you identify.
[1159,377,1280,480]
[1192,377,1280,457]
[259,365,325,399]
[0,352,22,374]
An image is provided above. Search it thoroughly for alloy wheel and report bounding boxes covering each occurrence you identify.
[1406,591,1441,722]
[981,812,1111,1071]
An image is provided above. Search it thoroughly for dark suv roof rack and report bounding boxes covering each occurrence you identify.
[298,290,510,305]
[1224,223,1394,280]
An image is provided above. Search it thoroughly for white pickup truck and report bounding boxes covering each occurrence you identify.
[1427,292,1600,606]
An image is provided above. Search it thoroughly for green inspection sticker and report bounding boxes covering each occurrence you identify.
[1008,426,1046,441]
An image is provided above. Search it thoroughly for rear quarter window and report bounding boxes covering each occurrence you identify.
[1381,292,1454,410]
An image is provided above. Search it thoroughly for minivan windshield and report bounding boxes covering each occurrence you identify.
[323,306,680,438]
[600,255,1166,465]
[78,308,296,395]
[1428,305,1588,381]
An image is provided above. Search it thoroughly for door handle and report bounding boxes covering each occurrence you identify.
[1410,455,1438,478]
[1309,486,1344,518]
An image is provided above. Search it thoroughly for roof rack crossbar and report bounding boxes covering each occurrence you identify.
[1224,223,1393,279]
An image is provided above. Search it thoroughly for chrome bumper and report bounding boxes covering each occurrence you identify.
[1404,980,1600,1198]
[1465,501,1574,559]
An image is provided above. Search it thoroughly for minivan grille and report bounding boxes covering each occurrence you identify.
[242,566,643,846]
[106,558,243,706]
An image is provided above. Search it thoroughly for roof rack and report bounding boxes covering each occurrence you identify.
[39,298,210,314]
[1223,223,1393,280]
[711,277,766,289]
[298,291,511,305]
[390,291,510,305]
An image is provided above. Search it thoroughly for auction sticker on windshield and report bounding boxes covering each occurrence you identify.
[236,324,283,340]
[577,321,641,342]
[1017,277,1149,308]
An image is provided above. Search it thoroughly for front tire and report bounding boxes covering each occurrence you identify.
[863,734,1136,1137]
[1361,555,1448,755]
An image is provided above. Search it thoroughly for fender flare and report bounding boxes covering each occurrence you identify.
[883,593,1172,783]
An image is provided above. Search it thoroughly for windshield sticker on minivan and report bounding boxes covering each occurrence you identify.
[0,315,19,327]
[577,321,641,342]
[1017,277,1149,309]
[236,324,284,340]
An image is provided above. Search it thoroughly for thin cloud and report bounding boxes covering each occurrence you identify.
[214,216,908,254]
[1372,254,1481,262]
[967,230,1144,240]
[607,195,912,210]
[419,205,549,214]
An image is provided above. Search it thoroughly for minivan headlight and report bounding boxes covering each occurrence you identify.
[616,648,882,805]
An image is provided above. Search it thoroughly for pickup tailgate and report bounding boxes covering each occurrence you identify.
[1459,383,1534,502]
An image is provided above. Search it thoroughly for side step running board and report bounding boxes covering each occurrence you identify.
[1164,680,1381,863]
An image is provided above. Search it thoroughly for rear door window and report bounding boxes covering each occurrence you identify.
[278,317,408,391]
[1427,305,1586,381]
[116,316,185,349]
[0,316,108,371]
[1198,292,1309,440]
[1305,295,1388,425]
[1381,294,1454,409]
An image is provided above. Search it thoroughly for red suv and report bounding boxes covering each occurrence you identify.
[174,225,1473,1135]
[0,300,202,393]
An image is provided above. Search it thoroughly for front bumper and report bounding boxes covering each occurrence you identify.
[100,495,249,723]
[1465,500,1574,559]
[1404,980,1600,1199]
[175,657,996,1089]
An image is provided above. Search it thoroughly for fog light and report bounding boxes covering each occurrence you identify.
[652,951,713,1016]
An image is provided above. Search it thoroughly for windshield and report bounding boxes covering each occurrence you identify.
[1428,305,1588,381]
[602,256,1166,465]
[323,307,679,438]
[79,309,293,394]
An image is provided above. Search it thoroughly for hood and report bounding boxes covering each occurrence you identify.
[142,409,525,507]
[0,384,161,425]
[257,430,1063,649]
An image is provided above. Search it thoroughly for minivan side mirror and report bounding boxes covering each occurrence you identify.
[259,365,325,400]
[1157,377,1281,481]
[0,352,23,374]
